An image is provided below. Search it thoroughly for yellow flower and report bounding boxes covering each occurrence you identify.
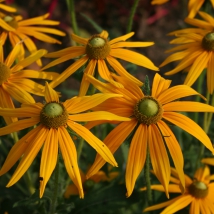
[142,166,214,214]
[85,73,214,197]
[0,82,130,198]
[160,12,214,94]
[188,0,214,18]
[64,168,118,198]
[0,13,65,66]
[151,0,169,5]
[0,0,16,13]
[42,30,159,96]
[0,42,58,124]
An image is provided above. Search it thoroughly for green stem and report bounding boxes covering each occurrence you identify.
[49,157,59,214]
[12,132,19,143]
[24,170,35,195]
[77,137,84,161]
[145,145,152,205]
[66,0,79,36]
[126,0,140,33]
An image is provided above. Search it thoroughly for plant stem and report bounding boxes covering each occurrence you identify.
[77,137,84,161]
[126,0,140,33]
[66,0,79,35]
[49,157,59,214]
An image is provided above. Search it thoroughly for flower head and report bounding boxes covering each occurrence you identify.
[0,83,130,198]
[0,13,65,66]
[0,42,58,124]
[42,30,159,96]
[142,166,214,214]
[85,73,214,197]
[161,12,214,94]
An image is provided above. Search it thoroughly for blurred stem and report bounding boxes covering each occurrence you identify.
[77,137,84,161]
[12,132,19,143]
[24,171,35,195]
[66,0,79,35]
[193,69,206,123]
[49,157,59,214]
[126,0,140,33]
[145,145,152,205]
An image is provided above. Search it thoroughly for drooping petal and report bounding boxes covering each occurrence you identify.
[44,82,59,103]
[152,73,171,98]
[157,120,185,191]
[184,51,212,87]
[71,33,88,45]
[78,59,97,96]
[40,128,58,197]
[0,125,43,175]
[65,93,122,114]
[86,119,138,178]
[58,127,83,198]
[68,121,117,167]
[0,117,40,136]
[7,127,48,186]
[148,125,170,198]
[163,112,214,153]
[49,56,88,89]
[106,55,143,86]
[69,111,130,122]
[126,124,147,197]
[110,48,159,71]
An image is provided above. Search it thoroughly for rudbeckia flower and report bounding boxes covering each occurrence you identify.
[0,12,65,66]
[0,82,130,198]
[42,30,158,96]
[0,0,16,13]
[0,42,58,124]
[160,12,214,94]
[142,166,214,213]
[85,73,214,197]
[188,0,214,18]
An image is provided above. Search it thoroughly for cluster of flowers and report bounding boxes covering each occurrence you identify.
[0,0,214,213]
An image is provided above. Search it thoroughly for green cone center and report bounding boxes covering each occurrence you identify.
[134,96,163,125]
[3,15,18,29]
[202,32,214,51]
[40,102,68,129]
[188,181,208,198]
[0,62,11,85]
[86,35,111,59]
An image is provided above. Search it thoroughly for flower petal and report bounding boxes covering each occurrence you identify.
[109,32,134,45]
[5,43,21,68]
[86,119,138,178]
[189,199,200,214]
[110,41,154,49]
[207,52,214,94]
[40,128,58,197]
[149,124,170,198]
[163,112,214,153]
[126,124,147,197]
[44,82,59,103]
[71,33,88,45]
[7,127,48,186]
[68,121,117,167]
[58,127,83,198]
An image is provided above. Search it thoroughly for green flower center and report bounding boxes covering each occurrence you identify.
[202,32,214,51]
[134,96,163,125]
[3,15,18,29]
[188,181,208,198]
[40,102,69,129]
[86,35,111,59]
[0,62,11,85]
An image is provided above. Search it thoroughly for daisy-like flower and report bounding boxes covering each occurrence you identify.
[42,30,159,96]
[151,0,169,5]
[0,12,65,66]
[85,73,214,197]
[142,166,214,214]
[188,0,214,18]
[160,12,214,94]
[0,42,58,125]
[0,0,16,13]
[0,82,130,198]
